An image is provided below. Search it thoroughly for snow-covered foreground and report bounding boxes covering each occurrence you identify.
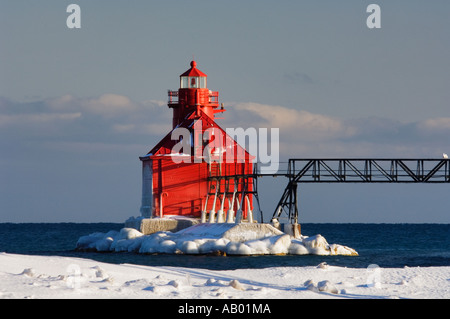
[0,253,448,299]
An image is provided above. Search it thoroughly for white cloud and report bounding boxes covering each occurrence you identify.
[47,94,139,117]
[45,93,143,117]
[1,95,449,160]
[81,94,136,116]
[43,94,170,137]
[222,101,450,158]
[231,102,355,141]
[0,95,167,151]
[417,117,450,134]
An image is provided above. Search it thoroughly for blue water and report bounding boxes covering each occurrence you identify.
[0,223,448,270]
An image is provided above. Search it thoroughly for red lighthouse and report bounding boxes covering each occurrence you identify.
[139,61,255,225]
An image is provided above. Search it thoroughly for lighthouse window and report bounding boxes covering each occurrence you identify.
[181,76,189,88]
[180,76,206,88]
[199,77,206,88]
[190,77,197,88]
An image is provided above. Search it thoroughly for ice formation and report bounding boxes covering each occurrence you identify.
[76,223,358,256]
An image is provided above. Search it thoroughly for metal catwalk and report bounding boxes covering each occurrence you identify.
[271,158,450,224]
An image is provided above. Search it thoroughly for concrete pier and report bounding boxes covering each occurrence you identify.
[125,217,200,235]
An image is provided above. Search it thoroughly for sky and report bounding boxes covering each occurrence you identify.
[1,0,449,223]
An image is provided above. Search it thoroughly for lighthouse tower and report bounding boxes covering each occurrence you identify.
[168,60,224,128]
[138,61,255,231]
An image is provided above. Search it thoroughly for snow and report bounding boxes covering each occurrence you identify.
[75,223,358,256]
[0,253,448,299]
[1,223,447,299]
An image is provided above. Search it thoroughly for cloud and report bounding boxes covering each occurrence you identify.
[47,94,137,117]
[1,95,449,161]
[0,95,170,159]
[0,112,81,127]
[82,94,136,116]
[222,102,450,158]
[416,117,450,134]
[230,102,355,141]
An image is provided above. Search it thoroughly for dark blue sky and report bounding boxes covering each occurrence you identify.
[1,1,449,223]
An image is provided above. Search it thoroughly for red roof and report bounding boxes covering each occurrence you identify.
[180,60,207,77]
[144,110,254,161]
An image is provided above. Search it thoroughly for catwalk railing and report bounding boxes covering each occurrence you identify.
[279,158,450,183]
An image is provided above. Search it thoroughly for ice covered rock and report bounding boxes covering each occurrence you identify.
[245,234,291,255]
[20,268,35,277]
[179,241,199,254]
[76,231,114,251]
[304,279,317,292]
[139,231,171,253]
[302,234,358,256]
[168,280,181,288]
[94,237,114,252]
[302,234,330,255]
[226,242,252,255]
[288,240,309,255]
[229,279,245,291]
[110,228,143,252]
[76,223,358,256]
[329,244,358,256]
[317,280,339,294]
[159,239,177,254]
[317,262,329,270]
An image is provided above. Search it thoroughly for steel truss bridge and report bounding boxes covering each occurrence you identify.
[271,158,450,224]
[208,158,450,224]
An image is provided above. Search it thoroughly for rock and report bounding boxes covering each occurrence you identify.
[20,268,35,277]
[317,280,339,294]
[168,280,181,288]
[317,262,329,269]
[229,279,245,291]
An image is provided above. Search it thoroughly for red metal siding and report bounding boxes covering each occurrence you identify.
[151,157,253,219]
[152,158,206,217]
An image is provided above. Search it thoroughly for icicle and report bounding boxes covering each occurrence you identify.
[159,192,168,218]
[217,192,226,223]
[216,210,225,223]
[201,195,209,223]
[226,198,234,223]
[246,195,253,223]
[235,193,245,224]
[209,181,219,223]
[226,179,237,223]
[208,210,216,223]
